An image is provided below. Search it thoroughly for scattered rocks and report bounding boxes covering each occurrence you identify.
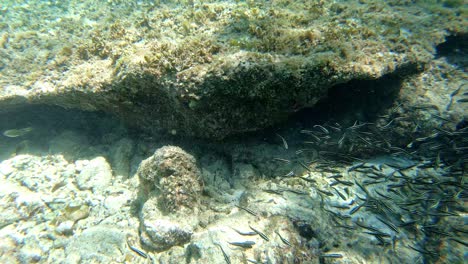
[0,153,136,262]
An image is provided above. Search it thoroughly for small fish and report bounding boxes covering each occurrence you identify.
[127,235,147,259]
[314,125,329,134]
[231,227,257,236]
[449,238,468,247]
[334,224,356,230]
[316,188,334,197]
[415,133,439,142]
[320,253,343,258]
[2,127,33,138]
[320,167,341,173]
[349,203,365,215]
[374,234,390,246]
[338,133,346,148]
[249,225,269,241]
[276,133,288,150]
[298,161,312,172]
[457,98,468,103]
[324,208,351,220]
[328,174,343,179]
[330,204,350,210]
[228,241,255,248]
[273,158,291,163]
[298,176,316,183]
[355,221,381,233]
[427,210,459,217]
[379,119,396,130]
[407,245,439,257]
[332,187,347,200]
[235,205,257,217]
[348,162,365,172]
[275,231,291,246]
[355,180,369,195]
[303,131,322,143]
[398,220,417,227]
[215,243,231,264]
[451,226,468,235]
[421,226,451,237]
[262,189,283,195]
[335,179,354,186]
[279,188,308,195]
[363,231,391,238]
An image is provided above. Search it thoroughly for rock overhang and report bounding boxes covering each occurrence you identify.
[0,0,465,138]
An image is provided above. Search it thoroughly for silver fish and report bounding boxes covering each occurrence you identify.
[3,127,33,138]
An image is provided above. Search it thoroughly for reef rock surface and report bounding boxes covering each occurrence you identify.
[0,0,465,138]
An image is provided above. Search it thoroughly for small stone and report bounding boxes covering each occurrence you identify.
[18,246,42,264]
[140,219,193,251]
[0,163,14,176]
[56,220,74,235]
[75,157,112,193]
[103,192,129,214]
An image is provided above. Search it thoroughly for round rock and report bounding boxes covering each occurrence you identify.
[137,146,202,213]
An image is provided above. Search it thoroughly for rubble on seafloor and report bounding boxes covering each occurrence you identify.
[0,130,465,263]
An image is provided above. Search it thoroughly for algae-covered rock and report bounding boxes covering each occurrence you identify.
[0,1,465,138]
[141,218,193,252]
[64,226,126,263]
[137,145,202,213]
[75,157,113,193]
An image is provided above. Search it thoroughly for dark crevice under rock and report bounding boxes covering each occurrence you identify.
[0,70,406,148]
[0,105,123,140]
[292,74,403,128]
[435,33,468,69]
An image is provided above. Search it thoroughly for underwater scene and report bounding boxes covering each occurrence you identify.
[0,0,466,263]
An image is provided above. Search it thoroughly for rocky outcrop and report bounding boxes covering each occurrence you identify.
[0,1,465,138]
[136,146,202,251]
[137,145,202,213]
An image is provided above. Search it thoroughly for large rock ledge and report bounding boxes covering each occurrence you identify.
[0,1,465,138]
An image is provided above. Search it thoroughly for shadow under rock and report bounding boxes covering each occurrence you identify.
[0,105,127,162]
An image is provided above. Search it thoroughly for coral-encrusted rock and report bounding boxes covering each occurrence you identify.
[140,218,193,252]
[137,146,202,213]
